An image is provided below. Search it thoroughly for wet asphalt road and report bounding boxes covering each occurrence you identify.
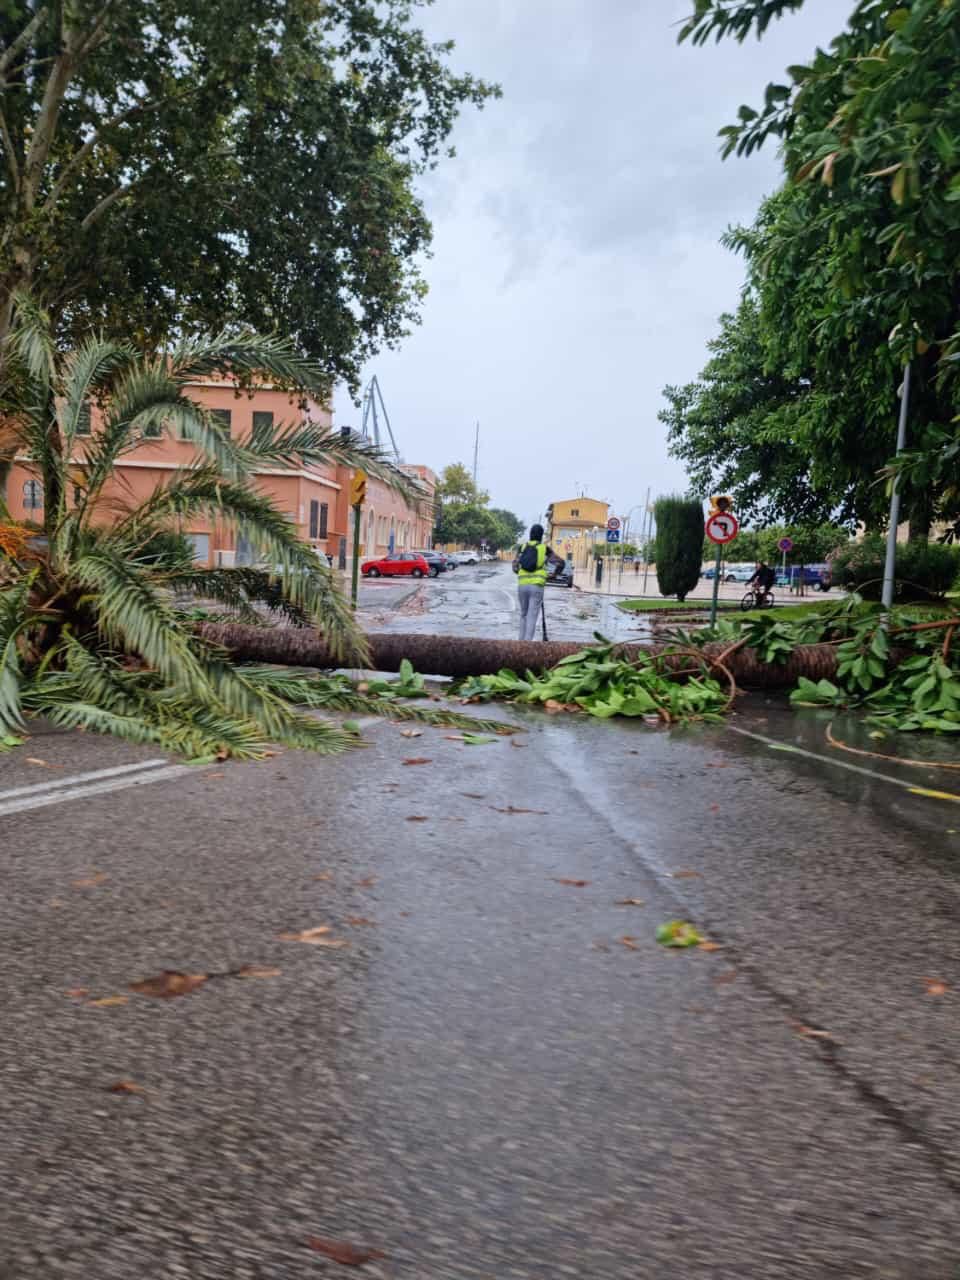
[2,575,960,1278]
[360,561,649,644]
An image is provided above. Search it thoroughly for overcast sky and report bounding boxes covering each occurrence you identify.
[334,0,845,531]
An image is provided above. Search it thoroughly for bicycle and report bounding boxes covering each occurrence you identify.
[739,587,775,611]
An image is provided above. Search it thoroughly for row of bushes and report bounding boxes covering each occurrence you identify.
[831,535,960,601]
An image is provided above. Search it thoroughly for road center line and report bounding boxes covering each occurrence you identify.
[0,763,192,819]
[727,725,960,802]
[0,757,170,804]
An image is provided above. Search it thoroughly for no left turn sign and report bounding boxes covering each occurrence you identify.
[705,511,739,544]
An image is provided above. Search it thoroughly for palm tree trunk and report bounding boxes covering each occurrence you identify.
[196,622,843,687]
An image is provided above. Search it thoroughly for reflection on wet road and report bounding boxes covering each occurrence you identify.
[361,562,651,643]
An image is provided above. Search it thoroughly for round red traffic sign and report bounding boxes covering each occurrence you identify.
[705,511,739,544]
[606,516,621,531]
[778,536,793,553]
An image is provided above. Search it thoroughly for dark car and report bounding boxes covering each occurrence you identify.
[410,549,449,576]
[546,559,574,588]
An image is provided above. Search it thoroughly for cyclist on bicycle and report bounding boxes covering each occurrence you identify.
[747,561,776,604]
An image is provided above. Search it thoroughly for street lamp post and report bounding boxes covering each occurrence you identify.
[881,363,911,613]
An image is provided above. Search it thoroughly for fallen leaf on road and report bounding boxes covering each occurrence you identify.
[400,729,422,738]
[277,926,331,943]
[72,872,108,889]
[793,1023,834,1040]
[108,1080,146,1095]
[924,977,949,996]
[698,940,723,952]
[713,971,738,985]
[655,921,703,948]
[406,815,429,822]
[509,740,526,748]
[459,733,497,745]
[26,757,55,767]
[554,878,590,887]
[130,970,208,998]
[708,804,720,813]
[345,917,376,927]
[66,987,89,998]
[313,872,333,882]
[233,964,282,979]
[305,1236,386,1266]
[671,870,701,879]
[461,792,486,799]
[490,805,547,815]
[619,936,640,950]
[203,771,225,780]
[401,758,431,766]
[87,995,129,1007]
[355,876,377,888]
[616,898,645,907]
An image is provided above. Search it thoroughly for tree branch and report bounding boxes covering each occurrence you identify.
[0,104,19,190]
[0,5,48,80]
[80,178,141,231]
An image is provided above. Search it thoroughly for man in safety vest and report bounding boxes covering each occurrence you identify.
[512,523,561,641]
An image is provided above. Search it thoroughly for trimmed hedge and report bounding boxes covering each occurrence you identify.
[832,534,960,600]
[654,495,704,602]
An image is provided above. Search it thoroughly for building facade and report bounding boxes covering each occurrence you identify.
[545,497,610,561]
[5,382,436,569]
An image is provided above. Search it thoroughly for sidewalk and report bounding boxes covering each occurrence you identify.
[573,563,834,604]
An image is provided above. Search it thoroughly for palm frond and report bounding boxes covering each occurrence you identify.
[7,292,55,387]
[72,549,213,693]
[238,668,515,734]
[166,567,310,626]
[168,330,332,402]
[240,420,423,505]
[0,574,35,733]
[60,338,136,444]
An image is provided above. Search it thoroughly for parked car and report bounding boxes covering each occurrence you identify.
[545,559,574,588]
[361,553,432,579]
[453,551,480,565]
[410,549,448,576]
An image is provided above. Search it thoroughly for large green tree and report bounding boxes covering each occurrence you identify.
[672,0,960,539]
[0,1,496,386]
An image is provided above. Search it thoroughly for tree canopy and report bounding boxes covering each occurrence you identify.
[669,0,960,538]
[0,1,497,391]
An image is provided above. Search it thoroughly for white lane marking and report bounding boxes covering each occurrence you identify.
[727,725,960,801]
[0,757,170,805]
[0,763,192,819]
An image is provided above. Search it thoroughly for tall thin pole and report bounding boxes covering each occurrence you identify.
[881,363,911,612]
[640,486,651,594]
[472,422,479,491]
[709,542,722,628]
[350,502,362,610]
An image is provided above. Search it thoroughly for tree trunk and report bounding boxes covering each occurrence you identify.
[196,623,842,688]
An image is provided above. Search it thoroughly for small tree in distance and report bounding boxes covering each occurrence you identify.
[654,495,704,601]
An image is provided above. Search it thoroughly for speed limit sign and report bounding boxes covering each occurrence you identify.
[705,511,739,544]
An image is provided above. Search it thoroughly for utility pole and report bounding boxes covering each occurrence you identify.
[349,470,367,610]
[881,363,911,613]
[472,422,480,492]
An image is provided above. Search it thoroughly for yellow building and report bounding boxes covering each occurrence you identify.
[546,497,610,561]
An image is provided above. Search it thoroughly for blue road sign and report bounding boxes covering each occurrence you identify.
[606,529,620,544]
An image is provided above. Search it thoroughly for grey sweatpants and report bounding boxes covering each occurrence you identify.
[518,584,544,641]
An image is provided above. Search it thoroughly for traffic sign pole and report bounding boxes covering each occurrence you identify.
[710,541,722,628]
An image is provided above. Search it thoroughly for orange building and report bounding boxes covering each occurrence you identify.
[5,381,436,568]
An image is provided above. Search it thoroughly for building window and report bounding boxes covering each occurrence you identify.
[23,479,42,510]
[308,500,327,539]
[570,508,579,518]
[212,408,232,431]
[186,532,210,563]
[76,400,92,436]
[252,410,273,446]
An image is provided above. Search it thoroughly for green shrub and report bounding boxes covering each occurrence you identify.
[832,534,960,600]
[654,495,704,601]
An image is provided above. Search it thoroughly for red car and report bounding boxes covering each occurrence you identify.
[361,552,431,579]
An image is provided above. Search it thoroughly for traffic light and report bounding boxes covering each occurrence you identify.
[349,469,367,507]
[709,495,734,515]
